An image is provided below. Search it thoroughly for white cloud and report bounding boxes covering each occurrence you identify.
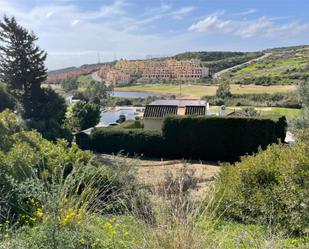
[71,19,79,26]
[0,0,198,69]
[188,14,232,33]
[236,9,256,16]
[171,6,195,20]
[45,11,53,18]
[189,13,309,38]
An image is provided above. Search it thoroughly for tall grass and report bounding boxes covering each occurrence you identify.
[1,156,308,249]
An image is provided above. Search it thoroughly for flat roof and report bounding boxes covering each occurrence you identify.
[150,99,206,107]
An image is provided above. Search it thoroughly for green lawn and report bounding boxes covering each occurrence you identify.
[210,106,300,119]
[115,84,297,98]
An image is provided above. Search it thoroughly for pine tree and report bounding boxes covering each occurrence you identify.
[0,16,70,141]
[0,16,47,119]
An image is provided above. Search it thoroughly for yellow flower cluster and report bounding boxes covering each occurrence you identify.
[101,217,129,239]
[58,207,82,227]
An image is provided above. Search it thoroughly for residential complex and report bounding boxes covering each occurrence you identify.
[106,69,131,84]
[99,58,210,84]
[143,59,209,80]
[115,59,145,76]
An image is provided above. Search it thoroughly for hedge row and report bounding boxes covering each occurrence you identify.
[91,129,165,157]
[162,116,286,161]
[87,116,287,162]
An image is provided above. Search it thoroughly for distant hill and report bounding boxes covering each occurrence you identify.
[47,62,115,82]
[48,67,77,76]
[47,45,309,85]
[173,51,264,73]
[225,45,309,85]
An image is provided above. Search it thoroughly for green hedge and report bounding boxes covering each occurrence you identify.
[91,128,166,157]
[162,116,285,161]
[87,116,287,161]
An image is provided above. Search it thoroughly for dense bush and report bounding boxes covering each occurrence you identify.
[89,116,286,161]
[162,116,285,161]
[91,128,165,157]
[64,101,101,132]
[0,110,150,225]
[0,85,15,112]
[212,138,309,236]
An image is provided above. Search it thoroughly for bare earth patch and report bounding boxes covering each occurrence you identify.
[136,159,220,187]
[96,154,221,198]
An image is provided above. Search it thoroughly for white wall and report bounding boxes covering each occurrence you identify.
[143,119,163,131]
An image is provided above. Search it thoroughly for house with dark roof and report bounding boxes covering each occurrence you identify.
[143,99,208,130]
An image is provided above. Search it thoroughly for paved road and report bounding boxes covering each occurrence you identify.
[91,71,103,82]
[213,53,272,79]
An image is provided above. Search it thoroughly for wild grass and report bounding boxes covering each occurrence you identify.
[1,155,308,249]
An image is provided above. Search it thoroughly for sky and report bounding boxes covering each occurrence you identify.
[0,0,308,70]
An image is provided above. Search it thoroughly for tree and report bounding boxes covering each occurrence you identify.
[61,77,78,92]
[216,81,232,99]
[0,16,69,140]
[294,79,309,129]
[27,88,72,141]
[65,101,100,132]
[83,80,112,104]
[0,84,15,112]
[0,109,22,151]
[0,16,47,119]
[242,107,259,117]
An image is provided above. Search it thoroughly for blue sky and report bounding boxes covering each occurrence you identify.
[0,0,308,70]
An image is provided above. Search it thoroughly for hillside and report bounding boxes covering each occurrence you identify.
[224,45,309,85]
[173,51,264,73]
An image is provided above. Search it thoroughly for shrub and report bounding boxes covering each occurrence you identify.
[212,141,309,236]
[162,116,285,161]
[91,128,165,157]
[88,116,286,161]
[0,85,15,112]
[0,113,150,225]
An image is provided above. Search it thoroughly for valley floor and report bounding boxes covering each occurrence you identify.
[115,84,297,99]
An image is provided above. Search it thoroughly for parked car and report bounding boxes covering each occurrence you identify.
[108,122,119,126]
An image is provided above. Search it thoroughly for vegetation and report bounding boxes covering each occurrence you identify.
[0,16,69,140]
[115,84,296,98]
[213,134,309,236]
[60,75,113,105]
[216,81,232,99]
[89,115,286,162]
[225,46,309,85]
[205,92,301,109]
[0,84,15,112]
[0,110,150,248]
[61,77,79,92]
[64,101,101,133]
[1,14,308,249]
[173,51,263,73]
[293,79,309,129]
[1,109,309,248]
[162,115,286,161]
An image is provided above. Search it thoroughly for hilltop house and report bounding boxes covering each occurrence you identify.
[143,99,209,130]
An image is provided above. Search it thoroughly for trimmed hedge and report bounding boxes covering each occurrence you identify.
[87,116,287,161]
[91,128,166,157]
[162,116,285,161]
